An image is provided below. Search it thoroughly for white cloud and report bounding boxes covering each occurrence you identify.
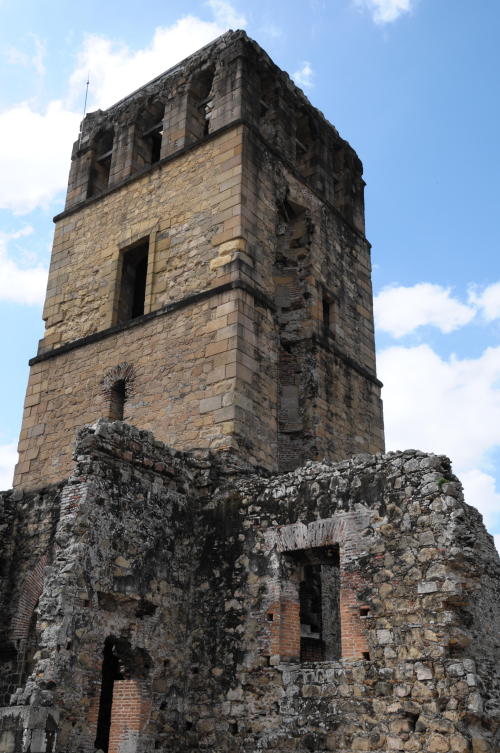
[4,33,46,77]
[375,283,476,337]
[469,281,500,322]
[378,343,500,543]
[0,228,48,305]
[293,61,314,90]
[0,100,80,214]
[70,5,246,111]
[0,443,17,490]
[353,0,413,24]
[0,4,245,213]
[379,344,500,469]
[460,469,500,532]
[207,0,246,28]
[495,535,500,553]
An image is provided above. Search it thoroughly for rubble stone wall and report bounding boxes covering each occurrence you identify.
[1,422,499,752]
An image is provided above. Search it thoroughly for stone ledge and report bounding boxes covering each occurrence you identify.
[30,279,276,366]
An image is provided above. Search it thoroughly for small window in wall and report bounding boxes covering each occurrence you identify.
[322,298,330,330]
[88,129,114,197]
[116,240,149,324]
[109,380,126,421]
[322,294,334,334]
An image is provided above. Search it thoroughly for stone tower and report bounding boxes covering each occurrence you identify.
[14,30,384,491]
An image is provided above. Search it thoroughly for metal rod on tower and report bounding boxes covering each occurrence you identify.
[78,73,90,150]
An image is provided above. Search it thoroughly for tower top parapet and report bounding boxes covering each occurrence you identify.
[64,30,364,233]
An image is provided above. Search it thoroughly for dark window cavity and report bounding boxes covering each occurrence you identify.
[116,240,149,323]
[109,379,126,421]
[88,129,114,197]
[94,638,123,753]
[322,294,334,334]
[290,545,341,662]
[136,101,165,168]
[322,297,330,331]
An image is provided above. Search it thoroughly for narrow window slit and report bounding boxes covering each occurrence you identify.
[109,380,126,421]
[94,638,123,753]
[322,297,330,331]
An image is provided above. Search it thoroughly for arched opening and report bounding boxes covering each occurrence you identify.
[88,129,114,197]
[135,101,165,169]
[187,66,215,142]
[109,380,126,421]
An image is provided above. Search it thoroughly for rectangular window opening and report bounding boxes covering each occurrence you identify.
[290,545,341,663]
[322,294,335,335]
[322,297,330,330]
[116,240,149,324]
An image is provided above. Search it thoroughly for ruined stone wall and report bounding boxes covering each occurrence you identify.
[2,423,211,752]
[175,447,499,752]
[2,422,499,752]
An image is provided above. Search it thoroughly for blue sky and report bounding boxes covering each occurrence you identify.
[0,0,499,549]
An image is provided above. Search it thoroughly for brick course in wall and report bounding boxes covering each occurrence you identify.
[108,680,150,753]
[10,556,47,642]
